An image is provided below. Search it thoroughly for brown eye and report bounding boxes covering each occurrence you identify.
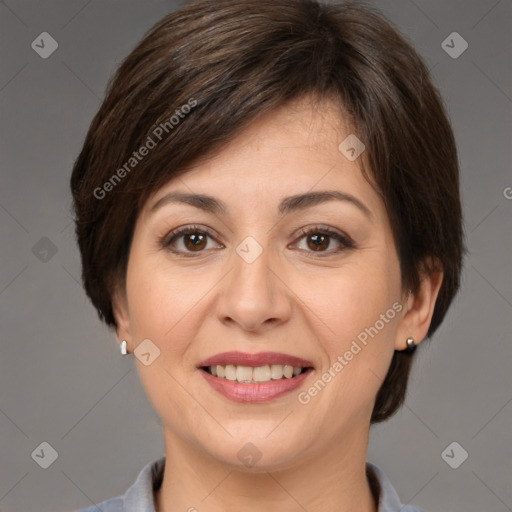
[293,226,355,256]
[306,233,330,251]
[183,233,207,251]
[162,225,223,256]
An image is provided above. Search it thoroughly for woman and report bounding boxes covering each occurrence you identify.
[71,0,464,511]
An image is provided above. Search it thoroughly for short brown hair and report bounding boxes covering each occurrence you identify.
[70,0,465,422]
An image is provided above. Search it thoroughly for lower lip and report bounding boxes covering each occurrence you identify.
[199,368,313,403]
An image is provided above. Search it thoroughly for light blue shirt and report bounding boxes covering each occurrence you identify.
[75,457,423,512]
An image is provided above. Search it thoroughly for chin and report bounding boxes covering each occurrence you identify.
[193,423,315,472]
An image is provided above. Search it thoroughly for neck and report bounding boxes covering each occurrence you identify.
[155,426,378,512]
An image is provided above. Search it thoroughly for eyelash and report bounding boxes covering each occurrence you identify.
[161,224,356,258]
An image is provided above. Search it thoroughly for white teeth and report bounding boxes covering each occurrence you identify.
[236,365,253,383]
[225,364,237,381]
[270,364,284,379]
[206,364,306,382]
[283,365,294,378]
[253,365,271,382]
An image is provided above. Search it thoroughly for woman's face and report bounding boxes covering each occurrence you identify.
[116,98,414,470]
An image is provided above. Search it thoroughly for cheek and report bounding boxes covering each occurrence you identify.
[125,255,208,342]
[124,256,206,434]
[296,255,401,393]
[307,258,399,339]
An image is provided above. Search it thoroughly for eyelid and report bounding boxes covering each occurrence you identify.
[291,225,356,254]
[160,224,224,256]
[161,223,355,257]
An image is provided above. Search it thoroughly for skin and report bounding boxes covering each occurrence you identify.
[114,96,443,512]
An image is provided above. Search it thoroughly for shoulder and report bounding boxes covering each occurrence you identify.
[366,461,426,512]
[74,496,123,512]
[73,456,165,512]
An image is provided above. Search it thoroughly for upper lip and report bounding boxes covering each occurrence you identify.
[198,351,314,368]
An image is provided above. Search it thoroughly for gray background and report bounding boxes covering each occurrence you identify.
[0,1,511,511]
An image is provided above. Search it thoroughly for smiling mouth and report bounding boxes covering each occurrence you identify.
[200,364,313,383]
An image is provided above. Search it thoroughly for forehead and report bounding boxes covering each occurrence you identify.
[143,97,381,219]
[182,97,351,174]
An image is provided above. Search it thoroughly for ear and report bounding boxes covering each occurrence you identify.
[395,258,444,351]
[112,284,132,353]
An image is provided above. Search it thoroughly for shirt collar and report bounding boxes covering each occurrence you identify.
[123,456,165,512]
[122,457,416,512]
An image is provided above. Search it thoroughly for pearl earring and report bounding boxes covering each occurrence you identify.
[120,340,127,355]
[403,337,416,354]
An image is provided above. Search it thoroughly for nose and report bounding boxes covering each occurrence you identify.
[216,242,292,334]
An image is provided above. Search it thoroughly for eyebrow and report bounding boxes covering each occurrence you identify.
[150,190,372,219]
